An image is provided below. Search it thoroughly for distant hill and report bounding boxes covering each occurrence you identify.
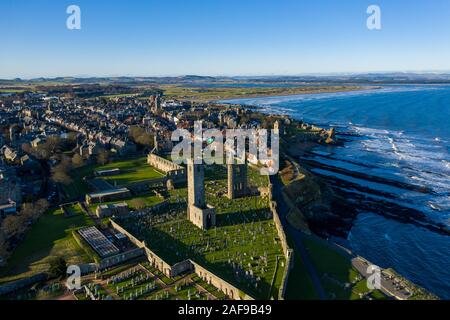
[2,73,450,86]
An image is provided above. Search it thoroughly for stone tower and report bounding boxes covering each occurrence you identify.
[187,159,216,230]
[227,158,248,200]
[274,120,282,137]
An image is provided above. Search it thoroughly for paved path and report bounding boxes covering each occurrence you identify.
[270,175,328,300]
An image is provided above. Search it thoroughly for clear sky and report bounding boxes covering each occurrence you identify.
[1,0,450,78]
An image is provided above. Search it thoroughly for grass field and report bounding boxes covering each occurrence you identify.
[285,234,319,300]
[97,157,164,186]
[62,157,165,200]
[300,237,386,300]
[160,85,364,102]
[88,193,163,213]
[0,208,95,283]
[62,164,95,200]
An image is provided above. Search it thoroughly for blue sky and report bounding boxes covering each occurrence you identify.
[1,0,450,78]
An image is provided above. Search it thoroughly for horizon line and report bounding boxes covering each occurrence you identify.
[2,70,450,81]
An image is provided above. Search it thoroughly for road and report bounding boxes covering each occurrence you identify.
[270,175,328,300]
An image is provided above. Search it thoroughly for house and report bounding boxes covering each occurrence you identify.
[3,146,18,162]
[31,137,45,148]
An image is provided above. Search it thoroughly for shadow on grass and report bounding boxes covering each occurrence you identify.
[217,208,272,227]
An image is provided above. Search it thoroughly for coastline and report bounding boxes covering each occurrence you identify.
[165,85,378,103]
[216,86,449,299]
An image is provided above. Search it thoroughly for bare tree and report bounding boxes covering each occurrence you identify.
[1,215,24,239]
[97,149,110,165]
[51,157,73,185]
[129,198,146,210]
[72,153,84,168]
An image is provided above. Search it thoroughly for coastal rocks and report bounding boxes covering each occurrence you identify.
[281,165,357,238]
[301,157,450,237]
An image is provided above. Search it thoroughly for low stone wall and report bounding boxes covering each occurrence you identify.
[127,178,167,193]
[110,219,254,300]
[110,220,174,277]
[147,153,186,182]
[0,273,48,296]
[268,180,294,300]
[190,261,254,300]
[99,248,145,270]
[119,200,169,219]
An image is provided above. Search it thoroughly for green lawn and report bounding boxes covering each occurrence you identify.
[0,208,95,283]
[64,203,85,216]
[88,193,163,213]
[299,237,387,300]
[62,164,96,200]
[285,234,319,300]
[61,157,165,200]
[97,157,164,186]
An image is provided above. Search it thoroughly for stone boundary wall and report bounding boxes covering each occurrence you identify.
[99,248,145,270]
[110,220,174,278]
[126,178,167,193]
[0,273,48,296]
[190,261,254,300]
[147,153,186,182]
[110,219,254,300]
[119,200,169,219]
[267,179,294,300]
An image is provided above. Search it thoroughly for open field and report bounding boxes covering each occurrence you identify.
[160,85,365,102]
[300,237,386,300]
[62,157,164,200]
[0,208,95,283]
[88,193,163,213]
[95,157,164,186]
[62,164,96,200]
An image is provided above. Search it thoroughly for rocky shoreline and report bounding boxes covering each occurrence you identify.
[263,114,450,239]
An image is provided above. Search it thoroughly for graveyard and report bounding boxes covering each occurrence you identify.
[114,164,286,299]
[75,263,227,301]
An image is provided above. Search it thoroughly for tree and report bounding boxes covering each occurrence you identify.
[129,198,146,210]
[0,230,7,258]
[51,157,73,185]
[35,136,63,160]
[129,126,154,148]
[1,215,24,239]
[71,153,84,168]
[21,143,32,154]
[51,169,72,185]
[97,149,110,165]
[48,257,67,278]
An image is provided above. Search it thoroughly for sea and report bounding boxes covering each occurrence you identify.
[219,85,450,299]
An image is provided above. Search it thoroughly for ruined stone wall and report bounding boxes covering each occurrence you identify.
[0,273,48,296]
[111,219,176,278]
[110,219,254,300]
[267,180,294,300]
[147,154,186,182]
[190,261,254,300]
[99,248,145,270]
